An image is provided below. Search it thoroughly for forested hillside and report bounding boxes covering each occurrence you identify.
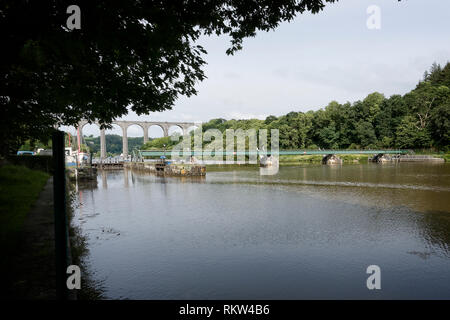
[144,62,449,151]
[84,135,143,156]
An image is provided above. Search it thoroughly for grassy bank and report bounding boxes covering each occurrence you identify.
[66,179,105,299]
[0,165,49,247]
[0,165,50,297]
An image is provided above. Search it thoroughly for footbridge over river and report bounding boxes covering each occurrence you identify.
[134,149,408,156]
[132,149,409,164]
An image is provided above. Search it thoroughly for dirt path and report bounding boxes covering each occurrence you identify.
[8,177,56,299]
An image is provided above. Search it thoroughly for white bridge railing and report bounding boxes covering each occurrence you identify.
[92,156,131,164]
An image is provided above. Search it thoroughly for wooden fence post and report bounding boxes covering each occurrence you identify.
[52,130,68,300]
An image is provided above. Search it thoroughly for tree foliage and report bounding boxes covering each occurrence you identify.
[141,133,183,150]
[1,0,338,154]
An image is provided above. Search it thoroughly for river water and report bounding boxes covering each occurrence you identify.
[74,163,450,299]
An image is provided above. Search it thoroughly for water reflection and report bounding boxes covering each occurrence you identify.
[419,211,450,257]
[74,163,450,299]
[123,169,129,188]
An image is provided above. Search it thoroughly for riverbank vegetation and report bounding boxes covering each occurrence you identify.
[66,180,105,299]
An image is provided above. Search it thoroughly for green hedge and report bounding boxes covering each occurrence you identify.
[6,155,53,174]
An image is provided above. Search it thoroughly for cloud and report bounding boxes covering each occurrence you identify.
[223,72,241,79]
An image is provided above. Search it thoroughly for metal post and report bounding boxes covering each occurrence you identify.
[52,130,68,300]
[100,128,106,159]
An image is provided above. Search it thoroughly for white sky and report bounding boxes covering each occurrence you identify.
[69,0,450,137]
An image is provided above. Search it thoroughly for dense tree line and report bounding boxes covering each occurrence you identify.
[141,134,182,150]
[185,63,449,151]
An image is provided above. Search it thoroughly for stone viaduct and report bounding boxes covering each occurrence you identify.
[78,120,197,159]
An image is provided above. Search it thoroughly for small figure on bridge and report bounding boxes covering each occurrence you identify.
[189,156,198,164]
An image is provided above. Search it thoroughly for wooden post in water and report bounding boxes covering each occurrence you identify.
[52,130,68,300]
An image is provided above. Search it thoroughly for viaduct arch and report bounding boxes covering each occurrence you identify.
[78,120,196,159]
